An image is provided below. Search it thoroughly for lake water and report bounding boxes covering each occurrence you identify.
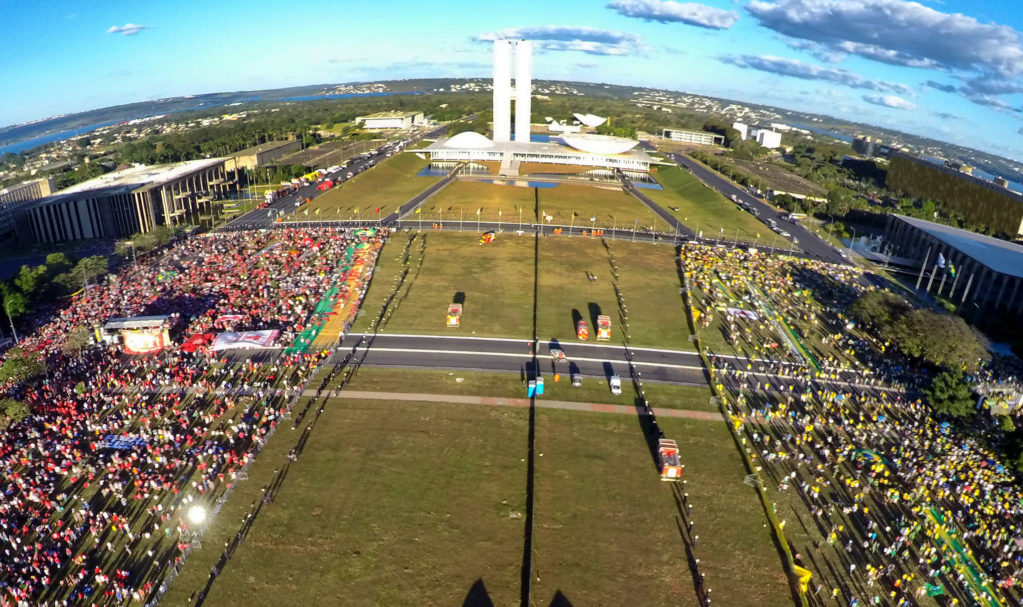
[0,91,410,155]
[0,120,123,155]
[477,179,558,188]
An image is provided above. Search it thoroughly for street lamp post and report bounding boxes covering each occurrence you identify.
[4,301,18,344]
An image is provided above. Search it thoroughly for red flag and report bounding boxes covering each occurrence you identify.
[376,207,380,214]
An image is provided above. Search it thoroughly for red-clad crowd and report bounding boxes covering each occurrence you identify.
[0,226,385,606]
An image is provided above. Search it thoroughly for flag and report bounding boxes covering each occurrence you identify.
[498,209,502,216]
[937,253,946,268]
[793,566,813,594]
[415,207,421,214]
[303,209,308,216]
[925,583,945,597]
[376,207,380,214]
[476,208,481,216]
[353,207,358,214]
[315,208,320,215]
[948,262,956,277]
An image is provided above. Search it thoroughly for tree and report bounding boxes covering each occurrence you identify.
[0,348,44,383]
[826,186,854,216]
[13,264,47,297]
[45,252,71,278]
[74,255,109,289]
[850,291,911,329]
[0,287,28,320]
[63,326,93,356]
[889,309,990,372]
[0,398,29,428]
[76,137,91,149]
[924,370,975,418]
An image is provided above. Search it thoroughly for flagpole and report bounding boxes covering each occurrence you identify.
[925,264,938,293]
[948,268,961,299]
[915,246,931,290]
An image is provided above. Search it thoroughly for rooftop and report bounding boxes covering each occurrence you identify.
[895,214,1023,278]
[357,111,422,120]
[422,135,657,164]
[230,140,298,156]
[59,158,226,195]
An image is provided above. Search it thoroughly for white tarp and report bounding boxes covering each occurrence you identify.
[210,330,280,351]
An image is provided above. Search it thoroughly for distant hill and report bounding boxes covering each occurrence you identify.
[4,79,1021,184]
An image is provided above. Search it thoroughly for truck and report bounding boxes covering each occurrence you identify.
[609,374,622,395]
[446,304,462,328]
[576,320,589,341]
[596,315,611,341]
[657,439,683,481]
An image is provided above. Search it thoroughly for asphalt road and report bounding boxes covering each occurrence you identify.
[668,153,850,266]
[339,333,711,386]
[225,123,450,230]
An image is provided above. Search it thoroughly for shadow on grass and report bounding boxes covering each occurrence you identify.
[462,578,495,607]
[548,590,574,607]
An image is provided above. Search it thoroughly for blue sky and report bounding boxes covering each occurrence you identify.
[3,0,1023,161]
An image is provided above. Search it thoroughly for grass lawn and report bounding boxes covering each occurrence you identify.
[351,231,535,337]
[533,410,791,607]
[295,152,437,220]
[422,181,672,231]
[536,237,693,350]
[418,180,537,226]
[648,165,787,247]
[611,240,693,349]
[162,399,528,607]
[330,367,716,411]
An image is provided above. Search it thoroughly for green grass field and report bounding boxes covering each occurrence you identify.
[352,231,695,349]
[536,237,693,350]
[330,367,716,411]
[294,152,437,220]
[162,399,528,607]
[420,180,672,231]
[351,231,536,337]
[533,410,791,607]
[164,385,787,607]
[648,166,787,247]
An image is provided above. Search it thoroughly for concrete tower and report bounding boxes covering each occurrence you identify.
[492,40,513,142]
[492,39,532,143]
[514,40,532,142]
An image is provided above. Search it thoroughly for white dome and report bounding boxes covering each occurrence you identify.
[573,113,607,127]
[561,134,638,155]
[443,131,494,149]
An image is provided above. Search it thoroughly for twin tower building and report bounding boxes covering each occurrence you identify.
[492,39,532,143]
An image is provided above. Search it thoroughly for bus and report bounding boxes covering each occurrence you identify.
[785,213,808,222]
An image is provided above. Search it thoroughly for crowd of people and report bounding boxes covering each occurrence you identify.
[0,226,385,606]
[681,243,1023,606]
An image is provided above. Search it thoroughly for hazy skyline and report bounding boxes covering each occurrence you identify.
[4,0,1023,161]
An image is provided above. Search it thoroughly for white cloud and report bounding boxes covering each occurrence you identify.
[721,54,913,95]
[862,94,917,110]
[107,23,149,36]
[608,0,739,30]
[475,26,646,56]
[746,0,1023,76]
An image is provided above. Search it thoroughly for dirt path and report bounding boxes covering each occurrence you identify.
[325,389,724,420]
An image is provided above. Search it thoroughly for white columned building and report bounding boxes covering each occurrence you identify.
[492,39,532,142]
